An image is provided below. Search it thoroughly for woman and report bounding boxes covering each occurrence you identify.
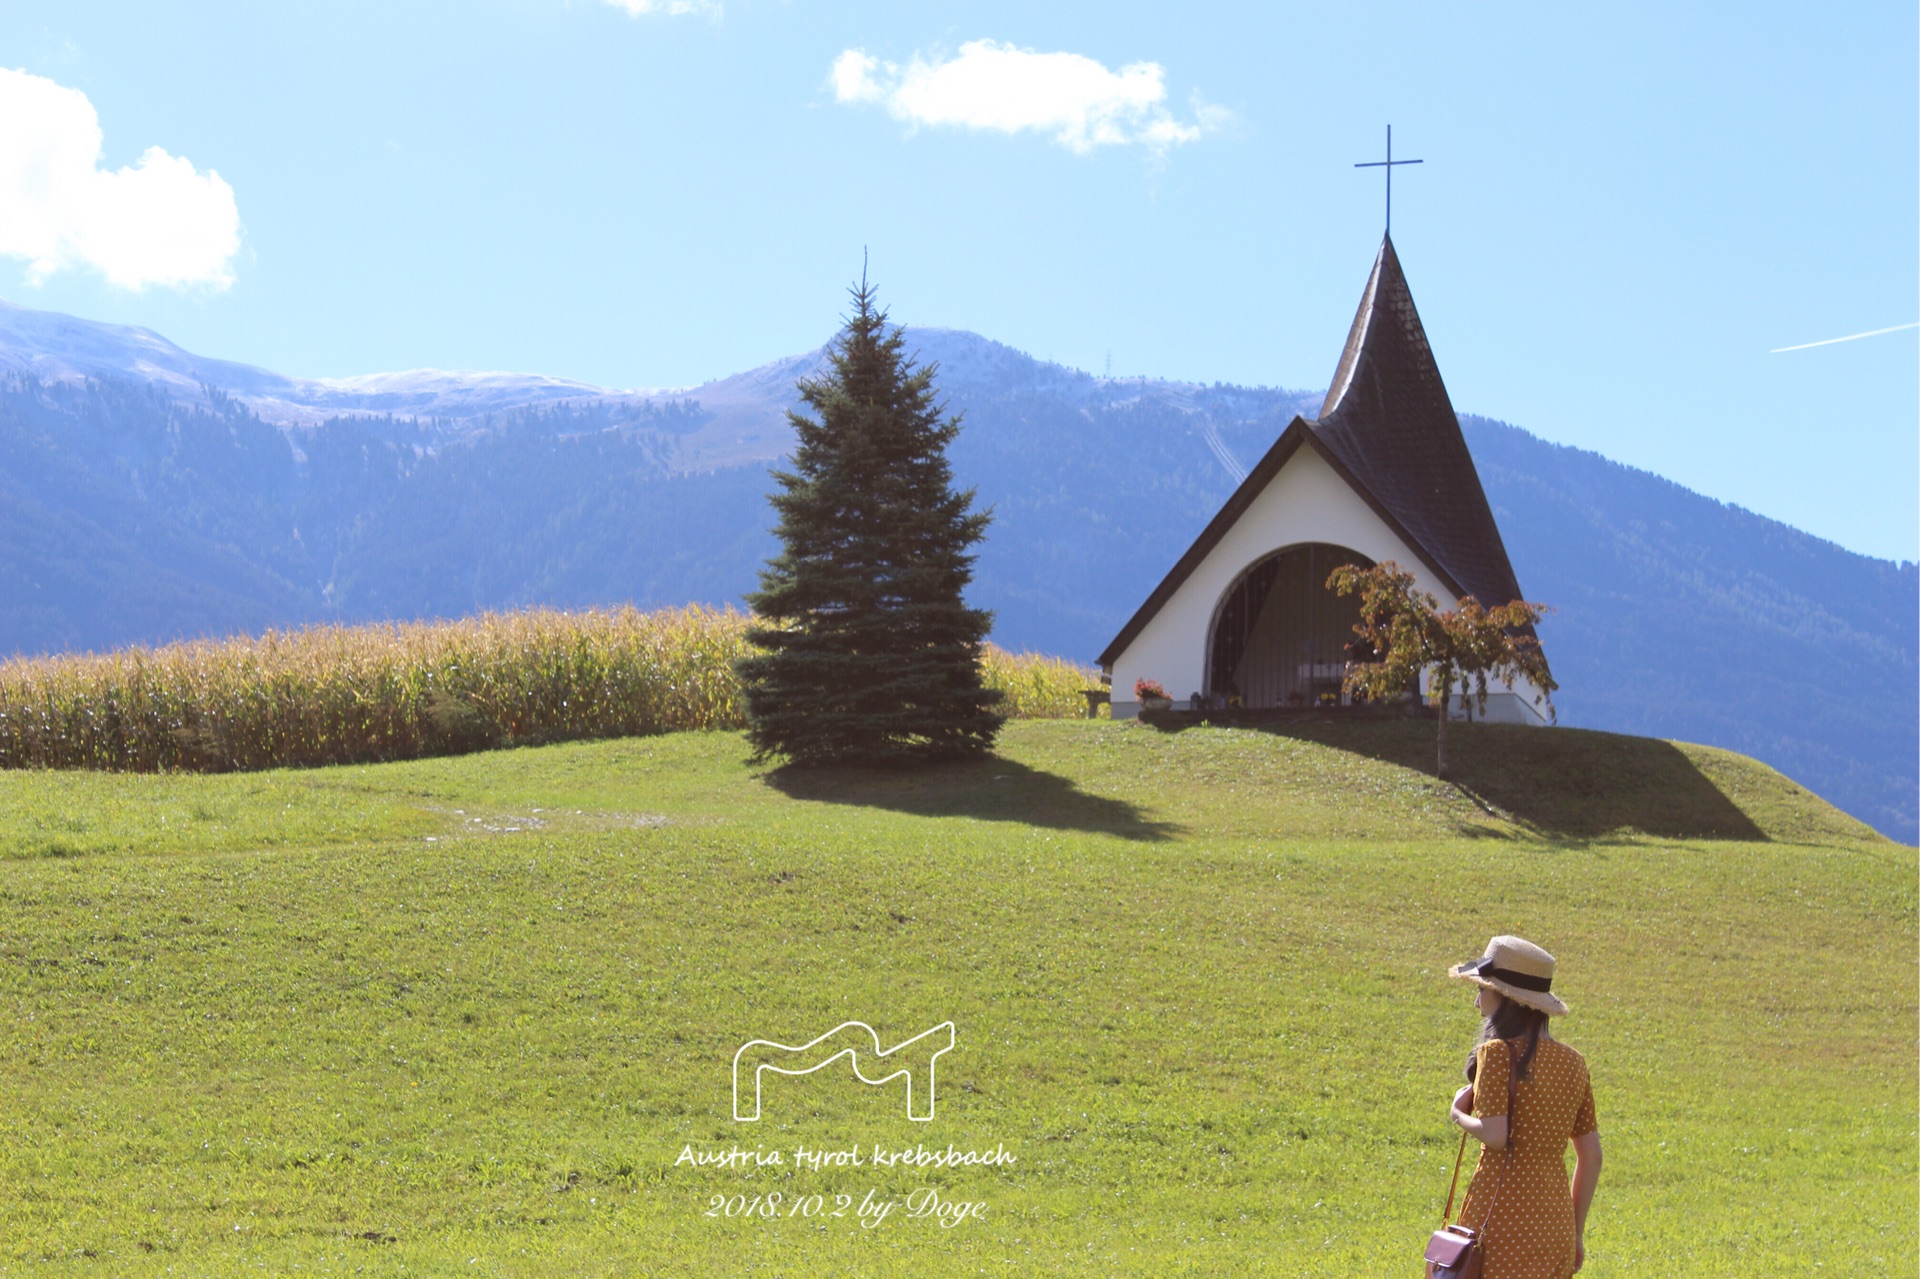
[1446,936,1603,1278]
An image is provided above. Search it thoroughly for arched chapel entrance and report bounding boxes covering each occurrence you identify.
[1205,543,1374,708]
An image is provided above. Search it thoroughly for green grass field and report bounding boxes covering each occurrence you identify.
[0,719,1911,1276]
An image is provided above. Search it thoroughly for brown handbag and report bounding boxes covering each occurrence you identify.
[1424,1042,1518,1279]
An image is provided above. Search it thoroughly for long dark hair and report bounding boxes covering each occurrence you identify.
[1464,990,1548,1084]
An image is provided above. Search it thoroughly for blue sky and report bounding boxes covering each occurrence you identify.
[1,1,1914,561]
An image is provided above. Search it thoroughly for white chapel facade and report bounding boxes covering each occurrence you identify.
[1098,234,1551,726]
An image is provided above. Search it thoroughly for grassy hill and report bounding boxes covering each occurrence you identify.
[0,719,1910,1276]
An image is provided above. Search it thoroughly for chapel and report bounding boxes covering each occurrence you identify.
[1097,233,1550,725]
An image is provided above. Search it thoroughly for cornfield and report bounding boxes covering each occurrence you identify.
[0,606,1104,774]
[978,646,1107,720]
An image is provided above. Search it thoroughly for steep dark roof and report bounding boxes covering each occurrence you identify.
[1313,234,1525,613]
[1098,235,1531,670]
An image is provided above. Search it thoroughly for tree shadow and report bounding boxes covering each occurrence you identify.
[762,755,1180,843]
[1149,715,1769,842]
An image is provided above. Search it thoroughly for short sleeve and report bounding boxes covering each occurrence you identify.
[1572,1071,1598,1137]
[1472,1040,1511,1118]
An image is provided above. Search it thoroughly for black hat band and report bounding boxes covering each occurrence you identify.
[1474,960,1552,993]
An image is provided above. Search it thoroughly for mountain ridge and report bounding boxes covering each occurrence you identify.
[3,293,1904,564]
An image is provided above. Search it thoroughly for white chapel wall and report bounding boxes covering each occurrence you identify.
[1109,445,1453,715]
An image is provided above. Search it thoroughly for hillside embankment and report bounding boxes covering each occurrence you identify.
[0,720,1907,1276]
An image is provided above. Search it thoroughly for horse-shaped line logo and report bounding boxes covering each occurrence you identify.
[732,1021,956,1122]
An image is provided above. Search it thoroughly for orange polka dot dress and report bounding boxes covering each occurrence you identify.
[1457,1036,1598,1279]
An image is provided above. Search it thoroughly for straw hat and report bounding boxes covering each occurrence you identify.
[1449,935,1570,1016]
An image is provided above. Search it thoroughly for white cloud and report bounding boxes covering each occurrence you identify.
[604,0,720,16]
[829,40,1223,156]
[831,50,887,104]
[0,68,240,291]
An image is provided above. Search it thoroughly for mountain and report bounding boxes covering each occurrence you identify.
[0,300,1913,842]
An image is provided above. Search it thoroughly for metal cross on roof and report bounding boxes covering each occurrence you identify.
[1354,125,1422,235]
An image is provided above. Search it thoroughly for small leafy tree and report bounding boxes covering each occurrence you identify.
[735,278,1003,765]
[1327,561,1555,778]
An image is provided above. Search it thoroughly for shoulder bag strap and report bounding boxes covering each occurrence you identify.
[1439,1129,1469,1225]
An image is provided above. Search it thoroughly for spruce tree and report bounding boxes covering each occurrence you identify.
[736,279,1003,765]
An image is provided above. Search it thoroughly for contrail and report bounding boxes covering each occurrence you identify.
[1771,321,1919,353]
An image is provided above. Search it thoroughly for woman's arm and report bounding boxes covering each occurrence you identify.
[1570,1129,1602,1270]
[1449,1085,1509,1149]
